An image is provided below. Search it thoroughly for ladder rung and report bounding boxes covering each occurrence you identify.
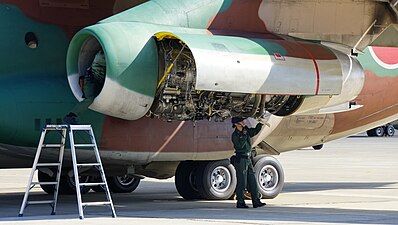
[42,144,63,148]
[28,200,55,205]
[32,182,57,185]
[69,125,92,130]
[74,144,95,148]
[76,163,101,167]
[79,182,105,187]
[36,163,61,167]
[82,201,111,207]
[44,125,69,130]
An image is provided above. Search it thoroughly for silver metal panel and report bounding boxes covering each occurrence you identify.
[173,33,343,95]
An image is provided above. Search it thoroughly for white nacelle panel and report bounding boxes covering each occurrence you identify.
[173,33,343,96]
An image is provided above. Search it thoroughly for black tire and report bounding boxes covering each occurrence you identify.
[367,127,385,137]
[58,174,91,195]
[107,175,141,193]
[366,129,375,137]
[385,125,395,136]
[196,160,237,200]
[91,186,105,192]
[375,127,385,137]
[253,156,284,199]
[38,170,56,194]
[89,177,105,192]
[312,144,323,150]
[175,161,203,200]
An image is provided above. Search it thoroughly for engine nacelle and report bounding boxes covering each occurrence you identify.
[67,21,364,121]
[292,48,365,115]
[66,23,159,120]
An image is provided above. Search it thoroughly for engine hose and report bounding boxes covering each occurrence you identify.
[257,94,267,118]
[157,44,186,89]
[240,94,262,118]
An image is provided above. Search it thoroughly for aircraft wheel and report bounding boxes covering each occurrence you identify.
[38,169,56,194]
[367,127,385,137]
[375,127,385,137]
[59,174,91,195]
[253,156,284,199]
[175,161,203,200]
[107,175,141,193]
[385,125,395,136]
[196,160,236,200]
[366,129,375,137]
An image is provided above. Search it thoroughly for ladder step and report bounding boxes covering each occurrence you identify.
[76,163,101,167]
[79,182,106,187]
[19,124,116,219]
[74,144,96,148]
[28,200,55,205]
[82,201,111,207]
[69,125,92,130]
[36,163,61,167]
[45,125,69,130]
[42,144,63,148]
[32,182,57,185]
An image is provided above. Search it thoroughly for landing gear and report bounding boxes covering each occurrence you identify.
[367,127,385,137]
[174,161,203,199]
[38,169,56,194]
[176,157,285,200]
[37,169,91,194]
[175,160,236,200]
[106,175,141,193]
[367,124,396,137]
[385,125,395,136]
[253,156,284,199]
[58,174,91,194]
[196,160,236,200]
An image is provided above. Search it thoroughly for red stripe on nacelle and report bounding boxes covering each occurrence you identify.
[298,44,320,95]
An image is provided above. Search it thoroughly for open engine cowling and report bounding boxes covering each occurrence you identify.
[66,21,364,121]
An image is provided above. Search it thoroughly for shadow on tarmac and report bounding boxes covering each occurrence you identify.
[282,182,398,192]
[1,181,397,224]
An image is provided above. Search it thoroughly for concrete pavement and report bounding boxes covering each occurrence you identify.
[0,134,397,224]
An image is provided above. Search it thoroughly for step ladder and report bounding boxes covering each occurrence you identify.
[18,125,116,219]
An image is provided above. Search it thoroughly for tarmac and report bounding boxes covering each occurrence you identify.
[0,133,397,225]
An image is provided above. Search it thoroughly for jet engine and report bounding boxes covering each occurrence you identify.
[67,22,364,121]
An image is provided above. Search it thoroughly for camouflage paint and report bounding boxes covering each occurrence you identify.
[0,4,105,146]
[330,46,398,137]
[0,0,398,167]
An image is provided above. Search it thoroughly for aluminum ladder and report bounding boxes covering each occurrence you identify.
[18,124,116,219]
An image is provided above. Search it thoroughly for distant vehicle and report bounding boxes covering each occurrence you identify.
[367,120,398,137]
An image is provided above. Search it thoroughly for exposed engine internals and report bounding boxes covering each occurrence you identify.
[148,38,304,121]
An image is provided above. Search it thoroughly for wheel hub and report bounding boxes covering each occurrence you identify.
[258,165,279,191]
[116,175,135,186]
[210,166,231,193]
[216,174,224,183]
[264,174,272,182]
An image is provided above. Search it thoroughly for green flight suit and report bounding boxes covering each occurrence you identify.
[231,123,263,205]
[71,51,106,116]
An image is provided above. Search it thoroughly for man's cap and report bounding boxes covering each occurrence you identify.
[231,117,244,124]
